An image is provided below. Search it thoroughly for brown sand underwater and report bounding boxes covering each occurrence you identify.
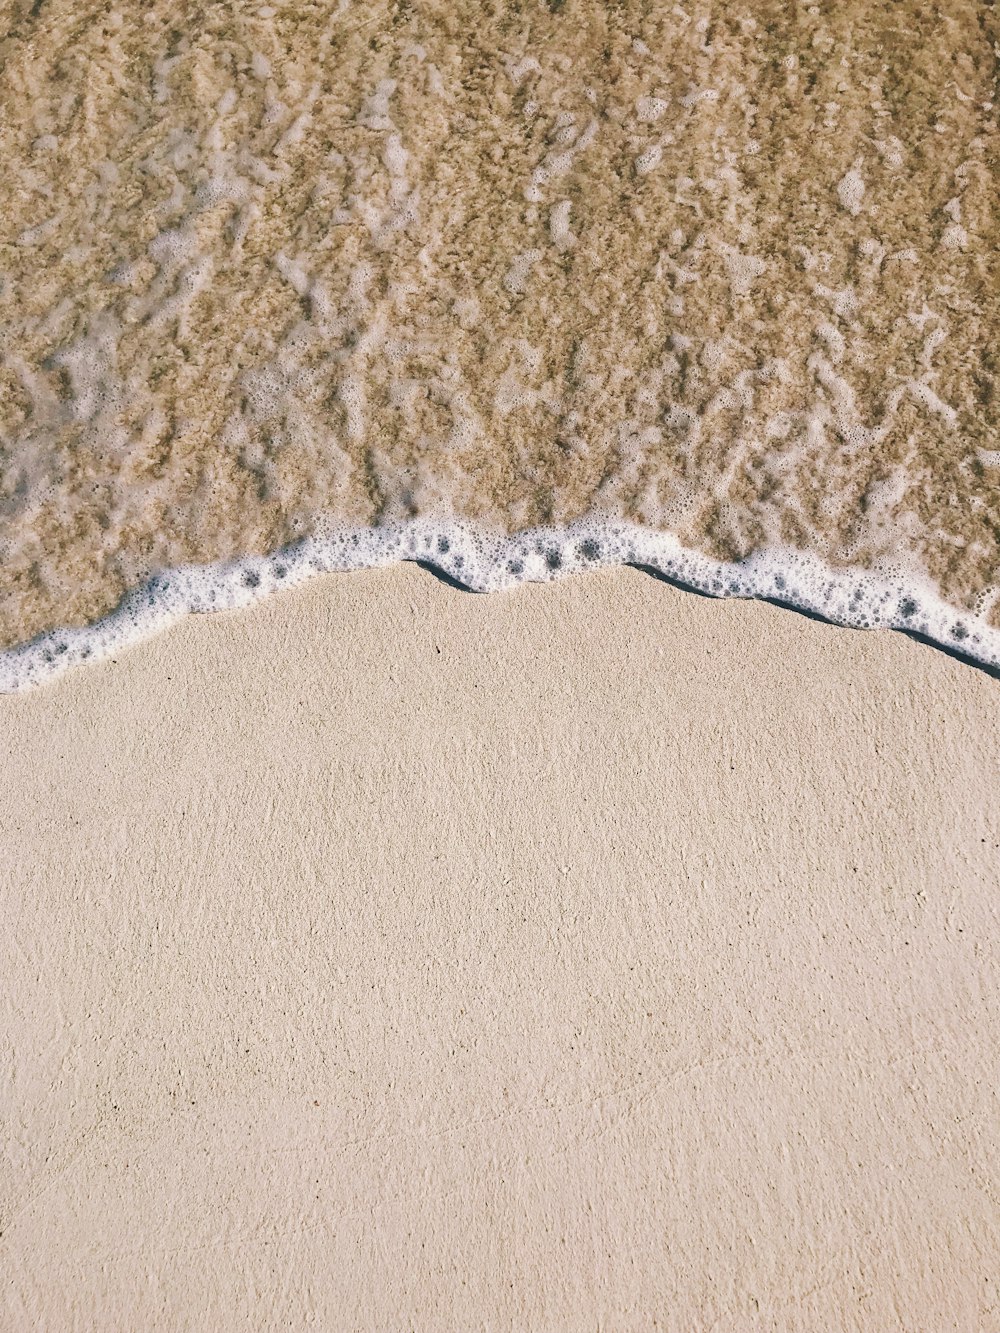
[1,0,998,651]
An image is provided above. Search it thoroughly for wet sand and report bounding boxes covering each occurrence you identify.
[2,566,998,1330]
[2,0,998,651]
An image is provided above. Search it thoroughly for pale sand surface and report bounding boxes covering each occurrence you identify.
[2,566,999,1331]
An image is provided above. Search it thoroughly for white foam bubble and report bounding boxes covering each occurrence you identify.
[837,160,866,216]
[635,96,669,123]
[503,250,543,297]
[634,144,663,176]
[679,85,719,109]
[717,242,767,298]
[507,56,541,86]
[548,200,576,251]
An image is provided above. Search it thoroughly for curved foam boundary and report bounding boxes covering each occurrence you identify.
[1,519,998,692]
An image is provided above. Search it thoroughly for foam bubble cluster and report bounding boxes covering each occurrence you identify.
[2,520,996,693]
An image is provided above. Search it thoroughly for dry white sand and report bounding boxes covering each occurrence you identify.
[2,566,998,1331]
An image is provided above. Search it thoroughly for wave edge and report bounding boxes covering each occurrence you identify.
[2,519,998,692]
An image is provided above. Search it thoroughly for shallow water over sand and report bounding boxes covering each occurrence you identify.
[1,0,998,682]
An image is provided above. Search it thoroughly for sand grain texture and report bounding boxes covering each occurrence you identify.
[2,567,998,1331]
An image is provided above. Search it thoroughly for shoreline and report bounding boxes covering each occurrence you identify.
[3,518,998,694]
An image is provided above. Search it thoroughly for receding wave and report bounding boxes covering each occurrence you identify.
[1,0,997,688]
[3,520,998,693]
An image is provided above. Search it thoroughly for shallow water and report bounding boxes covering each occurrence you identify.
[1,0,998,687]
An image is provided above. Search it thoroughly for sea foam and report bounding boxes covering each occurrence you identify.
[1,1,998,687]
[2,519,996,694]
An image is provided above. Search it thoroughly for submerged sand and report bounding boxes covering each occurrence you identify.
[2,1,998,651]
[2,566,998,1329]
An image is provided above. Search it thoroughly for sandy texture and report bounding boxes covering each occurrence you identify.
[2,566,998,1331]
[2,1,999,649]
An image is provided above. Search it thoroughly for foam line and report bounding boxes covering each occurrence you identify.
[3,520,998,693]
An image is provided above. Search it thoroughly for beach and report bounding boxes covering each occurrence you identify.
[3,566,998,1330]
[2,4,999,1320]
